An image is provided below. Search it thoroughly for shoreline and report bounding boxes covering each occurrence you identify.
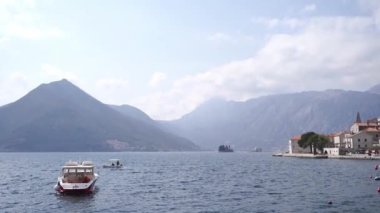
[273,153,380,160]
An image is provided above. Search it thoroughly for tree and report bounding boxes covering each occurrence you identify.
[298,132,330,155]
[298,132,316,153]
[312,134,330,154]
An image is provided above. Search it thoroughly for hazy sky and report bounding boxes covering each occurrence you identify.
[1,0,380,120]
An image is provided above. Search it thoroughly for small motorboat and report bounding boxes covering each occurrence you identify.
[54,161,99,194]
[102,159,123,168]
[374,176,380,181]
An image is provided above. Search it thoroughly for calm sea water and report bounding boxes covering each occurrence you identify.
[0,152,379,213]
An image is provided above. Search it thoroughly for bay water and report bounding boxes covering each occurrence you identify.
[0,152,379,212]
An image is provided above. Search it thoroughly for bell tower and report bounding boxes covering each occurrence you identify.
[355,112,361,123]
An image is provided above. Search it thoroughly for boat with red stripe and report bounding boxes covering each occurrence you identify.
[54,160,99,194]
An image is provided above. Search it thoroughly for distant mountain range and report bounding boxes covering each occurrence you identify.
[0,79,198,151]
[160,88,380,151]
[1,79,380,152]
[368,83,380,94]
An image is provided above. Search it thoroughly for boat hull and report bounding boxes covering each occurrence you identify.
[55,174,98,194]
[102,165,123,169]
[55,180,97,194]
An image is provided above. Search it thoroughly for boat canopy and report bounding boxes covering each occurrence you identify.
[62,167,93,174]
[63,161,95,169]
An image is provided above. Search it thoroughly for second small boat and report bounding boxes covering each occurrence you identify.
[102,159,123,169]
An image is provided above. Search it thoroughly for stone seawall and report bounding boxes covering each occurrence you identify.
[282,153,328,158]
[274,153,380,160]
[328,155,380,160]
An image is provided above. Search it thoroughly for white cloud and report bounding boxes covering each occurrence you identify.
[7,25,64,40]
[207,32,255,44]
[134,5,380,120]
[96,78,128,89]
[149,72,167,87]
[207,32,234,42]
[92,78,129,104]
[302,4,317,13]
[0,0,64,42]
[41,64,77,81]
[0,72,33,105]
[253,16,374,31]
[359,0,380,28]
[253,17,281,29]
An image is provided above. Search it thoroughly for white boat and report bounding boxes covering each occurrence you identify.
[102,159,123,168]
[54,161,99,194]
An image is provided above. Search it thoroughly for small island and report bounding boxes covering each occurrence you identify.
[218,145,234,152]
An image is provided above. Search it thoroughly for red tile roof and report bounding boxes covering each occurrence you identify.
[364,127,380,133]
[290,135,301,141]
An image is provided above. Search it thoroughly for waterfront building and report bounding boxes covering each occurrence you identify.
[288,135,310,154]
[290,112,380,155]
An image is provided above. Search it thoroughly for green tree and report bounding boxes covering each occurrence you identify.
[298,132,330,155]
[312,134,330,154]
[298,132,316,153]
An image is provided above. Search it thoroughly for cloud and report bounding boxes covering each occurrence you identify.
[92,78,129,104]
[207,32,255,44]
[207,32,234,42]
[7,25,64,40]
[0,0,64,42]
[0,64,80,106]
[134,5,380,120]
[253,16,374,31]
[0,72,33,105]
[96,78,128,90]
[149,72,167,87]
[302,4,317,13]
[41,64,77,81]
[252,17,279,29]
[359,0,380,28]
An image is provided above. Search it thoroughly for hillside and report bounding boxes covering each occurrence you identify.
[0,79,198,151]
[368,83,380,94]
[161,90,380,151]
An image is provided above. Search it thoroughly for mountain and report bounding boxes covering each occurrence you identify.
[161,89,380,151]
[0,79,198,151]
[368,83,380,94]
[109,104,153,124]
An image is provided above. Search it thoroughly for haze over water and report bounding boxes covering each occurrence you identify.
[0,152,379,212]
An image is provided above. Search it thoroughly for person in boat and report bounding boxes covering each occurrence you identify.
[111,163,115,167]
[117,161,120,166]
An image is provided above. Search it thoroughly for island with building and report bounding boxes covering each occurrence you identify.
[283,112,380,159]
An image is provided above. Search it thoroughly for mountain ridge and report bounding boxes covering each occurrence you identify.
[0,79,199,151]
[161,88,380,151]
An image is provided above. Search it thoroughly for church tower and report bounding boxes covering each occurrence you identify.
[355,112,361,123]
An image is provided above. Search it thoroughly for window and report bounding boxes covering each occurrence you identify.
[365,144,367,148]
[358,139,361,142]
[364,138,367,142]
[358,145,361,148]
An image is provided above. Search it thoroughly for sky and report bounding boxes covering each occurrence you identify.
[1,0,380,120]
